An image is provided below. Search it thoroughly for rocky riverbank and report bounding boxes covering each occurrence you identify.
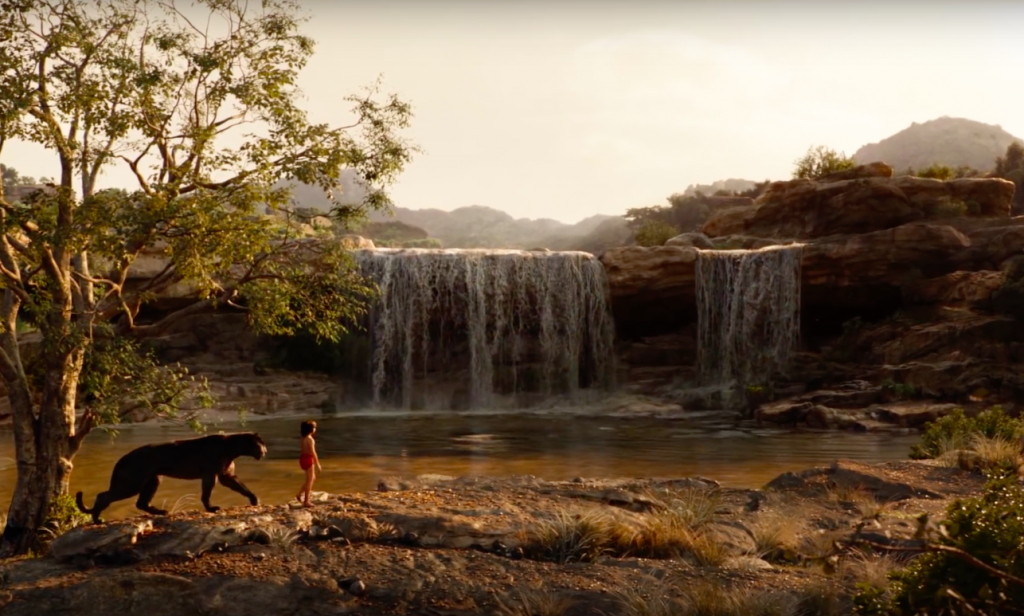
[0,461,988,615]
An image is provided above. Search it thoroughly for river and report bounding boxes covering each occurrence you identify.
[0,412,918,521]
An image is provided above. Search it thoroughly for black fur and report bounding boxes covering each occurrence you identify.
[76,432,267,523]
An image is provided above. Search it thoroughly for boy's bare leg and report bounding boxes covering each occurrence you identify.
[301,467,315,507]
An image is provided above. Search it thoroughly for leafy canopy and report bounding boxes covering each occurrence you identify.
[0,0,416,430]
[792,145,856,180]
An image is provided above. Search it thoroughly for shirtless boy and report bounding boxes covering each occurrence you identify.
[295,420,322,507]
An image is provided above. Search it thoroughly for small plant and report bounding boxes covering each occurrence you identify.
[634,219,679,247]
[39,493,91,542]
[528,508,614,564]
[661,486,721,530]
[881,379,917,400]
[855,472,1024,615]
[683,579,797,615]
[368,520,400,541]
[954,433,1024,474]
[687,530,730,567]
[752,512,802,560]
[613,577,682,616]
[911,406,1024,460]
[159,494,199,516]
[495,588,575,616]
[913,163,955,181]
[926,196,969,219]
[841,316,865,336]
[265,525,301,549]
[796,577,847,616]
[845,551,899,592]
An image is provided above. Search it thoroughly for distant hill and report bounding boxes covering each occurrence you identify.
[369,205,625,251]
[854,116,1024,172]
[276,177,630,252]
[682,178,758,197]
[274,169,369,211]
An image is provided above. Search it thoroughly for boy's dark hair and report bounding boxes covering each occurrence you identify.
[300,420,316,437]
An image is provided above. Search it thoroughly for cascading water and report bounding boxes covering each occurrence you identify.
[355,249,616,410]
[695,244,804,389]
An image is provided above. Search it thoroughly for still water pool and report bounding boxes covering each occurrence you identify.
[0,411,918,520]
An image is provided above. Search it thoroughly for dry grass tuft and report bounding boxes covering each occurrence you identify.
[495,588,576,616]
[160,494,199,516]
[751,512,802,560]
[844,551,900,590]
[965,434,1024,472]
[686,531,731,568]
[612,578,682,616]
[682,579,797,616]
[795,577,847,616]
[265,525,300,549]
[800,529,847,562]
[529,507,616,564]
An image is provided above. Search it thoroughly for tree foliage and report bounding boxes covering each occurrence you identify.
[909,407,1024,460]
[633,219,678,247]
[792,145,856,179]
[855,473,1024,616]
[0,0,415,555]
[994,142,1024,214]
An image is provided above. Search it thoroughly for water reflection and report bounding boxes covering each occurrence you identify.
[0,413,917,521]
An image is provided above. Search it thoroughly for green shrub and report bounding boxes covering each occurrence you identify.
[854,473,1024,615]
[40,493,91,542]
[910,406,1024,460]
[634,219,679,247]
[793,145,856,180]
[925,196,969,219]
[913,163,955,181]
[881,379,917,401]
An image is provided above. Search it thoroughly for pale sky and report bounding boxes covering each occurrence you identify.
[7,0,1024,223]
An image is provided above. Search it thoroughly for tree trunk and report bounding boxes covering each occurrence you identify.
[0,350,84,557]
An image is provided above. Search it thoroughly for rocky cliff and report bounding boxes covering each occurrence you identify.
[604,163,1024,426]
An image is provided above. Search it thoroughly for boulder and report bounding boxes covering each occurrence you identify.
[738,178,922,239]
[700,172,1012,240]
[871,402,960,428]
[665,232,714,249]
[766,460,943,500]
[49,520,154,563]
[947,177,1015,217]
[338,234,375,249]
[700,205,754,237]
[902,270,1006,308]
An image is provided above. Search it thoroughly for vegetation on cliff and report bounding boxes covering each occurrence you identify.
[0,0,415,555]
[792,145,857,180]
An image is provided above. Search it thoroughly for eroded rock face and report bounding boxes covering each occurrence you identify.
[700,165,1014,240]
[600,222,982,335]
[600,246,698,335]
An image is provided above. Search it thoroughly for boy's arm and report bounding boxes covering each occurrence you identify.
[313,441,322,471]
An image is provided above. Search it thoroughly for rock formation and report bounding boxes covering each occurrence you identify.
[605,163,1024,426]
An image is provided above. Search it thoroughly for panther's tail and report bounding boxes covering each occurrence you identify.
[75,491,94,514]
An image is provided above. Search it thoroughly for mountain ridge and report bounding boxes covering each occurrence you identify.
[853,116,1023,172]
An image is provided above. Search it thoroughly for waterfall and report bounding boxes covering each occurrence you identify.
[695,244,803,388]
[354,249,616,410]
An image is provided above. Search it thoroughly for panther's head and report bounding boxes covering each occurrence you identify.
[246,433,268,460]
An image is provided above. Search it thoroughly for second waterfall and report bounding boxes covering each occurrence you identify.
[355,249,616,410]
